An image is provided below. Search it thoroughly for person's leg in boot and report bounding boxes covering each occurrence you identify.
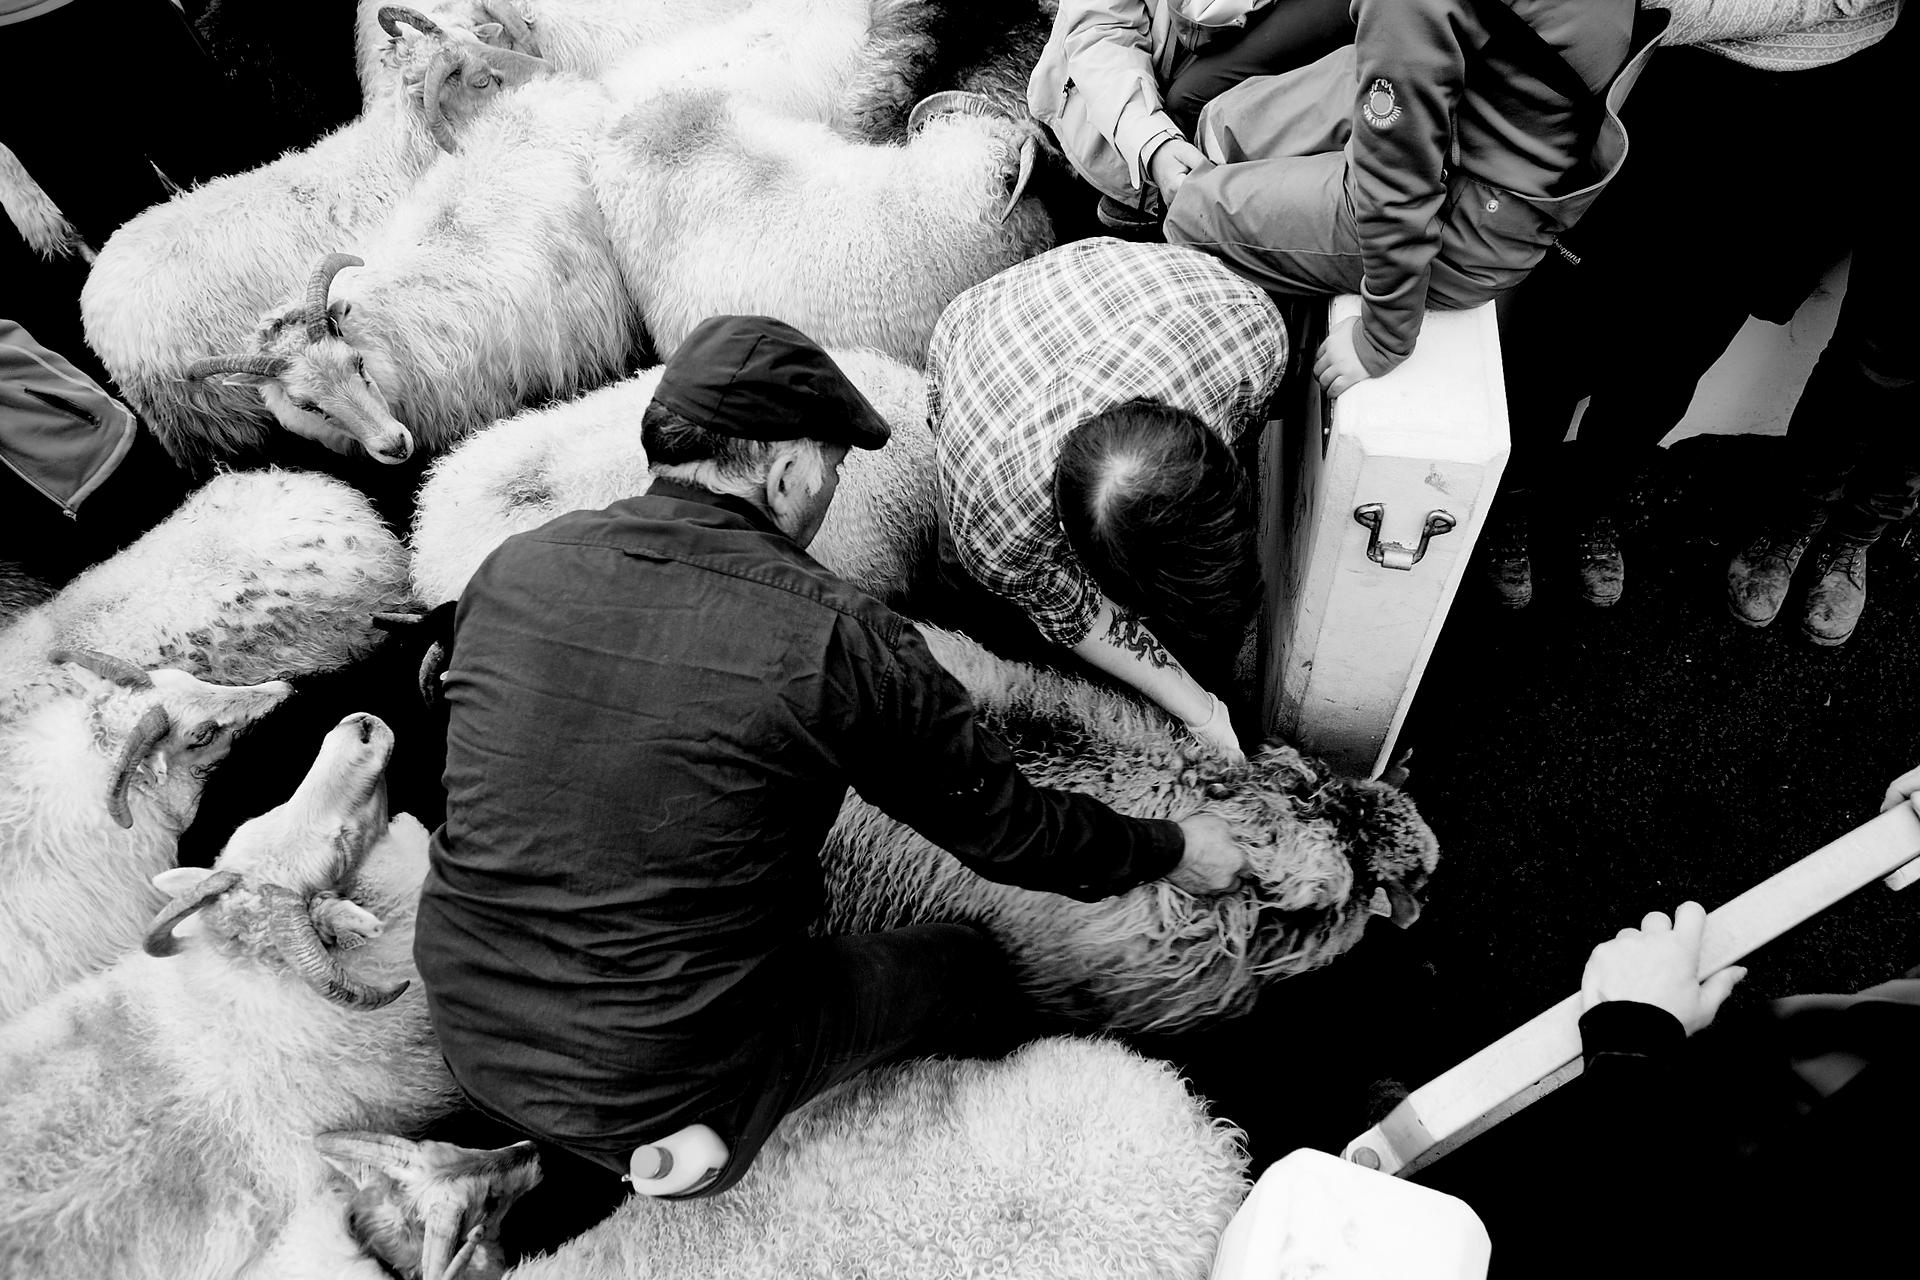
[1781,226,1915,645]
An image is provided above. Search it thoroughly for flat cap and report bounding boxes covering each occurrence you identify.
[651,315,891,451]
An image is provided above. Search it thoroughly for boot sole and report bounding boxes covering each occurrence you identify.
[1800,623,1855,647]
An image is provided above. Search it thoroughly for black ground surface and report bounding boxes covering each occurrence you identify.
[1152,431,1920,1181]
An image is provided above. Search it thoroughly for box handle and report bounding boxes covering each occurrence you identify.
[1354,504,1456,571]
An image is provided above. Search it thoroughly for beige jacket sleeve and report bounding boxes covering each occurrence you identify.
[1040,0,1186,189]
[1651,0,1895,45]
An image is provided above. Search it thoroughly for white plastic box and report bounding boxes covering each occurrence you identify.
[1258,297,1510,778]
[1209,1147,1492,1280]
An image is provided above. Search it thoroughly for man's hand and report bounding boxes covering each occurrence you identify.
[1166,814,1249,896]
[1313,317,1374,398]
[1147,136,1211,203]
[1181,692,1245,764]
[1579,901,1745,1036]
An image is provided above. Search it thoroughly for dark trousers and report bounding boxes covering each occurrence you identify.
[1778,227,1920,544]
[1162,0,1356,135]
[1498,41,1895,509]
[0,0,285,247]
[689,923,1023,1197]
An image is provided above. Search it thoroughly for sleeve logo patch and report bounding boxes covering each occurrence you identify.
[1362,78,1402,130]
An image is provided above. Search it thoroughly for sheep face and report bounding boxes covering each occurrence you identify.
[312,1132,542,1280]
[191,254,417,464]
[145,714,422,1011]
[48,654,294,833]
[377,5,553,152]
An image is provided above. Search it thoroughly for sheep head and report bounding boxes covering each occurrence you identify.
[907,91,1039,223]
[312,1132,542,1280]
[186,254,417,465]
[49,647,292,832]
[378,4,551,153]
[142,713,416,1011]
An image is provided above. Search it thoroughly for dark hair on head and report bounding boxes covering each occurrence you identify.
[1053,399,1259,642]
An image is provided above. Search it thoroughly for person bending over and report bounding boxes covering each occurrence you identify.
[413,314,1249,1201]
[927,238,1286,763]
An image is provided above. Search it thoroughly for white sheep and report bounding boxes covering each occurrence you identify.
[0,468,413,689]
[0,715,460,1280]
[0,651,292,1022]
[821,626,1442,1035]
[286,1036,1249,1280]
[408,346,937,607]
[183,70,637,467]
[591,87,1054,368]
[82,8,551,469]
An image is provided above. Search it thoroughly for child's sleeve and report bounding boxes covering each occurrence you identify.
[1347,0,1469,377]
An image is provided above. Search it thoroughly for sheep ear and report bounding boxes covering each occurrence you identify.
[1383,881,1423,929]
[152,867,206,896]
[473,20,503,40]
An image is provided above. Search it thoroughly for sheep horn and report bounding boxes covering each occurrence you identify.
[314,1130,424,1175]
[906,90,1001,134]
[305,254,364,341]
[377,5,442,38]
[262,882,409,1010]
[49,647,152,689]
[143,869,242,957]
[107,705,173,830]
[422,1206,474,1280]
[420,46,465,154]
[184,353,291,381]
[1001,133,1038,223]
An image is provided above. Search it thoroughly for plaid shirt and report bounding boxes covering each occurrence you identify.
[927,238,1286,647]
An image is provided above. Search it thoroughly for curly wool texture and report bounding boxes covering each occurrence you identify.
[0,469,410,689]
[505,1037,1247,1280]
[821,627,1440,1035]
[408,347,937,605]
[592,85,1054,369]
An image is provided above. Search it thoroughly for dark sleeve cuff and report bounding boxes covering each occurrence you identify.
[1579,1000,1686,1068]
[1132,816,1187,887]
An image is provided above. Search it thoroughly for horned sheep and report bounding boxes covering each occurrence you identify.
[591,87,1054,368]
[821,626,1442,1035]
[285,1037,1249,1280]
[0,468,413,689]
[184,67,637,467]
[0,652,291,1022]
[0,716,460,1280]
[82,8,550,469]
[408,347,937,607]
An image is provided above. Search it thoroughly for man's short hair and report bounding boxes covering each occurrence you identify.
[643,399,828,500]
[1052,399,1259,643]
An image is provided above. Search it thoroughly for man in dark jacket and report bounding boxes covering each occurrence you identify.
[414,315,1249,1199]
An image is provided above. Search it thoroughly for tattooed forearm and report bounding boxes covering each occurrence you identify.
[1106,607,1180,671]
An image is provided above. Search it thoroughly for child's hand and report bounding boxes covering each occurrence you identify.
[1313,318,1374,397]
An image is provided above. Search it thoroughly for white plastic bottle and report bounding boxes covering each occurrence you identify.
[624,1123,730,1197]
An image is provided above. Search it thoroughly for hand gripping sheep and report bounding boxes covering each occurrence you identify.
[83,7,551,471]
[0,649,291,1021]
[283,1037,1249,1280]
[408,347,938,608]
[820,627,1442,1035]
[0,469,414,689]
[591,86,1053,367]
[181,67,637,467]
[0,714,460,1280]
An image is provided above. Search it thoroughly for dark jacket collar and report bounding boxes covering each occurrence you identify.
[644,478,789,542]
